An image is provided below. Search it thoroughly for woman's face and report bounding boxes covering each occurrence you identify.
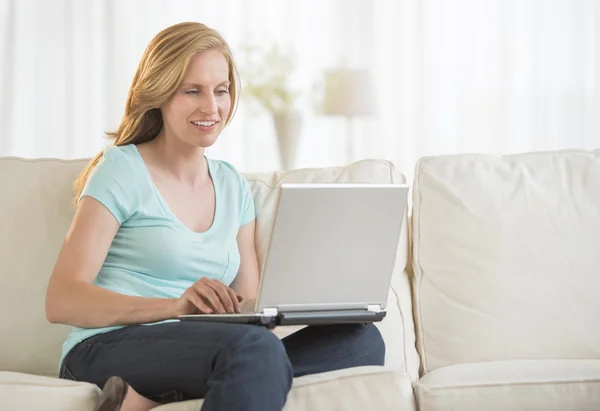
[160,49,232,148]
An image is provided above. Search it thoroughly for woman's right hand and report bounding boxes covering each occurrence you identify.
[172,277,242,317]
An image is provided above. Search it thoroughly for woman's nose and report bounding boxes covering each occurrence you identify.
[201,95,218,113]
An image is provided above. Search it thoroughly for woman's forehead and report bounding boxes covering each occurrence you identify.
[182,50,229,85]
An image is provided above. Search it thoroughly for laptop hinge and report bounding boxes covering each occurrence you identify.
[262,307,279,317]
[367,304,382,313]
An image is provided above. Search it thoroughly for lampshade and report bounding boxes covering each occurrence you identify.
[321,69,376,117]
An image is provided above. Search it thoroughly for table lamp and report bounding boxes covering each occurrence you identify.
[322,69,376,163]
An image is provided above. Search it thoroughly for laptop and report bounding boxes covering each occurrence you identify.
[179,183,409,328]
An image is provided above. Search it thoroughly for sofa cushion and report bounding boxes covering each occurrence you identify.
[153,366,416,411]
[0,371,100,411]
[0,156,417,381]
[411,150,600,373]
[0,367,415,411]
[416,359,600,411]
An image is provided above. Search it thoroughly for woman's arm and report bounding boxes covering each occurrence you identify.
[229,220,260,302]
[45,196,177,328]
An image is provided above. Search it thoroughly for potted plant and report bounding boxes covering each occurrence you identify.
[239,44,304,170]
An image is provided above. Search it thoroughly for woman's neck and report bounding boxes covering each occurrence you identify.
[144,134,209,186]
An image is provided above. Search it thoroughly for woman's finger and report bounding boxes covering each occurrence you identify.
[225,286,241,313]
[205,280,236,313]
[196,284,226,313]
[185,290,213,314]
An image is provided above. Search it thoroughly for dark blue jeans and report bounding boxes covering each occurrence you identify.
[60,322,385,411]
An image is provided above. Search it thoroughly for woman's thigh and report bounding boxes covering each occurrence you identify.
[61,321,277,403]
[281,323,385,378]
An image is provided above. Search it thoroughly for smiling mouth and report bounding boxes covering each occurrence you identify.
[191,120,217,127]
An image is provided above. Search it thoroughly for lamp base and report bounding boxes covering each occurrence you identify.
[273,111,303,171]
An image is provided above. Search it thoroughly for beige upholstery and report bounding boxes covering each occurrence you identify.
[416,360,600,411]
[0,157,88,377]
[3,148,600,410]
[0,156,414,410]
[412,149,600,373]
[154,367,416,411]
[0,368,418,411]
[411,149,600,409]
[0,372,100,411]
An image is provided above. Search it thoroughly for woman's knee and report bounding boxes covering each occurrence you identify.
[362,323,385,364]
[228,326,293,381]
[365,323,385,356]
[339,323,386,365]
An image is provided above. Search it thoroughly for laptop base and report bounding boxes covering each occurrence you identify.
[178,310,387,329]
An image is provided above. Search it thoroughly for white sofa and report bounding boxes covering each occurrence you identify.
[1,149,599,410]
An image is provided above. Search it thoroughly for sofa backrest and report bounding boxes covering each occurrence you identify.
[0,156,417,379]
[0,157,88,377]
[411,149,600,374]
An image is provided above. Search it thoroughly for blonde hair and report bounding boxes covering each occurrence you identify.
[73,22,239,203]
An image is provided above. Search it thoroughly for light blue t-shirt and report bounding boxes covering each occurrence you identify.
[60,144,255,365]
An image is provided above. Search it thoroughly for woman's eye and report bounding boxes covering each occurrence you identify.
[185,90,199,95]
[216,89,229,95]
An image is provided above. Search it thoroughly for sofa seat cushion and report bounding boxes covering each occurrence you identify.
[416,359,600,411]
[0,371,100,411]
[154,366,416,411]
[0,367,415,411]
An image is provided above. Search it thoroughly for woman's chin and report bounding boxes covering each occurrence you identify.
[183,135,218,149]
[197,138,218,148]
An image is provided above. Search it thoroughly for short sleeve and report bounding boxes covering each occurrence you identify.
[239,175,256,226]
[79,146,137,225]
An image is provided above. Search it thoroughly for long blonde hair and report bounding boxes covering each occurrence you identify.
[73,22,239,203]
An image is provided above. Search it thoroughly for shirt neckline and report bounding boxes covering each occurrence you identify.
[128,144,220,237]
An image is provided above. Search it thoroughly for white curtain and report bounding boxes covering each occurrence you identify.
[374,0,600,178]
[1,0,599,177]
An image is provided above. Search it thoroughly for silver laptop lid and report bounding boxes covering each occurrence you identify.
[256,183,409,313]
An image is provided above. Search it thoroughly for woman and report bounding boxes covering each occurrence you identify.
[45,22,384,411]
